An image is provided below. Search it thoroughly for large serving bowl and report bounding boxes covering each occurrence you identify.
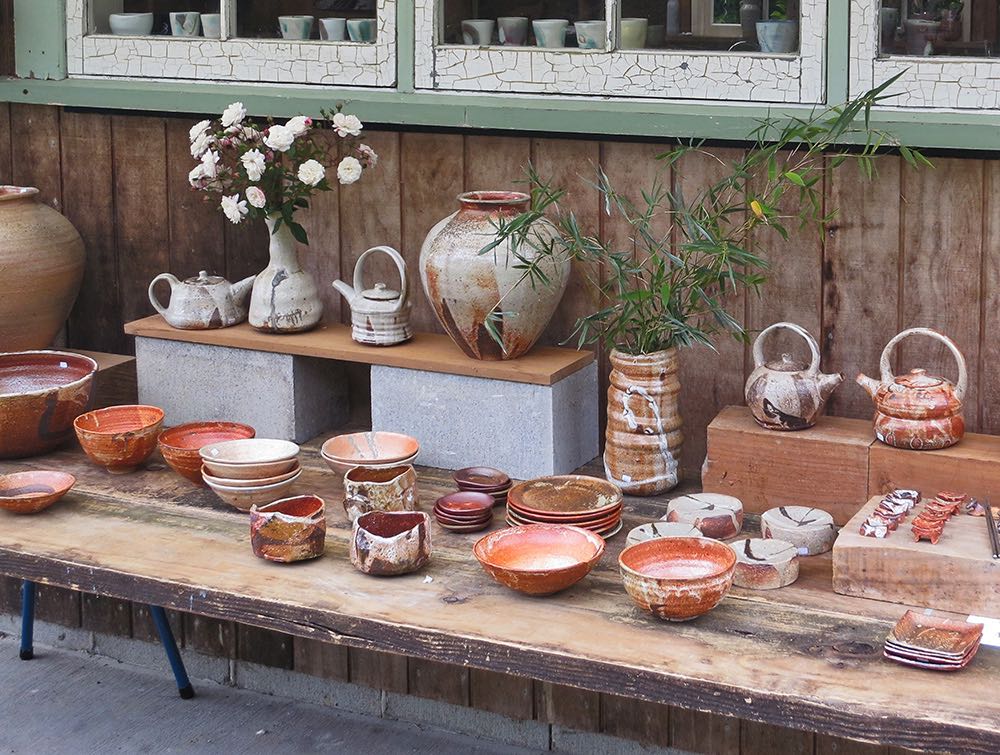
[73,404,164,474]
[0,350,98,459]
[320,432,419,473]
[0,470,75,514]
[619,537,736,621]
[473,524,605,596]
[158,422,256,484]
[200,438,299,480]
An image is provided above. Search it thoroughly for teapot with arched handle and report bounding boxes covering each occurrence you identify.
[331,246,412,346]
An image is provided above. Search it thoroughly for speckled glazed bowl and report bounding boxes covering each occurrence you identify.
[351,510,431,576]
[200,438,300,480]
[74,404,164,474]
[0,470,75,514]
[321,432,420,470]
[158,422,256,484]
[619,537,736,621]
[250,495,326,563]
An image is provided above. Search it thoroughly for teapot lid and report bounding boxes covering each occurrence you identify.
[764,353,806,373]
[184,270,225,286]
[894,368,945,389]
[362,282,400,301]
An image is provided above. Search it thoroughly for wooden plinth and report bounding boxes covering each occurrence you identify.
[869,435,1000,503]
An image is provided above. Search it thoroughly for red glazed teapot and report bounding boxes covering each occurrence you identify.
[856,327,967,450]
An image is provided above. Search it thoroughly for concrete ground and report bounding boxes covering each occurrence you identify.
[0,634,541,755]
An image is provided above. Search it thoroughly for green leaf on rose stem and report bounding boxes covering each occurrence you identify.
[288,221,309,245]
[294,198,309,208]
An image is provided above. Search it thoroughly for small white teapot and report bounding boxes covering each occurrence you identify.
[332,246,412,346]
[149,270,256,330]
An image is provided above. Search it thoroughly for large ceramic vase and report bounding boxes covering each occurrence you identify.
[604,348,683,496]
[419,191,570,360]
[0,186,85,350]
[248,214,323,333]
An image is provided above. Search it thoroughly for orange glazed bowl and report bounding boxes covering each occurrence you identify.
[619,537,736,622]
[158,422,256,484]
[473,524,605,596]
[0,470,76,514]
[74,404,165,474]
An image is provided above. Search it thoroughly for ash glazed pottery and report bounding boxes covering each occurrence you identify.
[532,19,569,48]
[856,327,967,450]
[343,464,418,521]
[0,351,97,459]
[620,18,648,49]
[474,524,605,596]
[169,12,201,37]
[574,21,606,49]
[331,246,412,346]
[250,495,326,563]
[158,421,256,485]
[498,16,529,45]
[204,468,302,511]
[756,19,798,53]
[201,13,221,38]
[619,537,736,621]
[109,12,154,35]
[74,405,165,474]
[0,471,75,515]
[729,537,799,589]
[347,18,376,43]
[319,17,347,41]
[506,476,623,535]
[604,348,682,496]
[249,214,323,334]
[434,491,494,532]
[351,511,431,576]
[666,493,743,539]
[0,187,85,351]
[200,438,300,479]
[149,270,255,330]
[420,192,568,361]
[625,521,701,548]
[279,15,314,40]
[760,505,836,555]
[461,19,495,45]
[320,431,419,474]
[745,322,842,430]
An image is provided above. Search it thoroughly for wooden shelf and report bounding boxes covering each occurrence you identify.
[124,315,593,386]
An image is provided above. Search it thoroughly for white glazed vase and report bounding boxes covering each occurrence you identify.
[248,215,323,333]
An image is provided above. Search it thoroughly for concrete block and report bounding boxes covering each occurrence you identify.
[0,614,93,654]
[233,661,382,717]
[135,337,349,442]
[551,726,684,754]
[370,361,599,479]
[91,631,232,685]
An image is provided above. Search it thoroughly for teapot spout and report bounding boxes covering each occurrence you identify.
[856,372,881,399]
[331,279,355,303]
[232,274,256,305]
[817,371,844,401]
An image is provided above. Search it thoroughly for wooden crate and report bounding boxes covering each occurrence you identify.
[869,433,1000,503]
[833,495,1000,616]
[701,406,874,525]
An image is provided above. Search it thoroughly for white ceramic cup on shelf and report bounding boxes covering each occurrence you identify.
[574,20,606,49]
[498,16,529,45]
[319,17,347,41]
[461,19,495,45]
[620,18,648,49]
[279,15,315,40]
[169,11,201,37]
[201,13,221,39]
[109,12,154,36]
[532,19,568,48]
[347,18,377,42]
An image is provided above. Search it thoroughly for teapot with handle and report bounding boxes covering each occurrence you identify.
[856,326,967,449]
[332,246,412,346]
[745,321,843,430]
[148,270,256,330]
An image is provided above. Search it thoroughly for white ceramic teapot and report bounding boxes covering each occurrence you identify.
[148,270,255,330]
[332,246,412,346]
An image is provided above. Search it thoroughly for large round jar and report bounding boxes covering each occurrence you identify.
[419,191,569,361]
[0,187,85,350]
[604,348,683,496]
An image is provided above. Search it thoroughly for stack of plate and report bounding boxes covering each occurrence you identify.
[434,491,494,533]
[883,610,983,671]
[453,467,512,506]
[506,475,624,537]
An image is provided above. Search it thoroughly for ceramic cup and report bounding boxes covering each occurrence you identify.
[347,18,377,43]
[319,17,347,41]
[343,464,418,522]
[498,16,529,45]
[250,495,326,563]
[646,23,665,48]
[620,18,648,50]
[351,511,431,576]
[532,19,568,48]
[279,15,314,40]
[109,12,154,36]
[574,20,605,49]
[461,19,495,45]
[201,13,221,38]
[756,19,798,53]
[169,12,201,37]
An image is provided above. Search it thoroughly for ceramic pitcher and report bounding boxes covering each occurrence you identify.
[332,246,412,346]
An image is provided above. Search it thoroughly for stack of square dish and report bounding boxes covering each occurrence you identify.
[506,475,623,538]
[883,610,983,671]
[200,438,301,511]
[453,467,511,506]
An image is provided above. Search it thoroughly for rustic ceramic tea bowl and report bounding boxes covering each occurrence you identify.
[250,495,326,563]
[342,464,418,521]
[350,510,431,576]
[321,431,419,474]
[619,537,736,621]
[0,350,98,459]
[201,463,301,489]
[73,404,164,474]
[473,524,605,596]
[158,421,256,484]
[0,470,75,514]
[204,469,301,511]
[200,438,299,480]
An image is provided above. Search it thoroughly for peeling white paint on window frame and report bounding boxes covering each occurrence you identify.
[415,0,826,103]
[66,0,396,87]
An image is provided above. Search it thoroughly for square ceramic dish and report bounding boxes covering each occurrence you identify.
[888,611,984,656]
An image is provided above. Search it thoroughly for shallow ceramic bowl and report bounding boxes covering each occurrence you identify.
[158,422,256,484]
[202,463,301,489]
[351,511,431,576]
[109,12,154,35]
[200,438,299,480]
[321,449,419,475]
[474,524,605,596]
[453,467,511,490]
[0,351,98,459]
[619,537,736,621]
[321,432,420,466]
[74,404,164,474]
[0,470,76,514]
[250,495,326,563]
[436,491,494,516]
[205,471,301,511]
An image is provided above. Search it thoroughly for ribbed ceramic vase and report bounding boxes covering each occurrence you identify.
[604,348,683,496]
[419,191,569,360]
[248,214,323,333]
[0,186,85,350]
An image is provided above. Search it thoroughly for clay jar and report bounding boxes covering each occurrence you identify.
[343,464,417,521]
[419,191,569,360]
[604,348,683,496]
[0,187,85,351]
[350,510,431,576]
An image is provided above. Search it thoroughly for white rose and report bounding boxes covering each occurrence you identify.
[201,149,220,179]
[332,112,363,138]
[188,163,208,187]
[190,131,214,158]
[297,159,325,187]
[221,101,247,129]
[337,156,363,185]
[221,194,249,224]
[240,126,261,141]
[245,186,267,209]
[285,115,312,137]
[189,119,211,143]
[356,143,378,168]
[264,124,295,152]
[241,149,267,181]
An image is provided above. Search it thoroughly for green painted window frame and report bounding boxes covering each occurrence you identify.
[3,0,1000,150]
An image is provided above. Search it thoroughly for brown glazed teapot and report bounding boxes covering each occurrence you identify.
[856,327,967,450]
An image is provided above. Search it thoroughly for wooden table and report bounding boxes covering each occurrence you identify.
[1,444,997,753]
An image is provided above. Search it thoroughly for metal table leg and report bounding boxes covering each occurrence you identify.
[19,580,35,661]
[148,605,195,700]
